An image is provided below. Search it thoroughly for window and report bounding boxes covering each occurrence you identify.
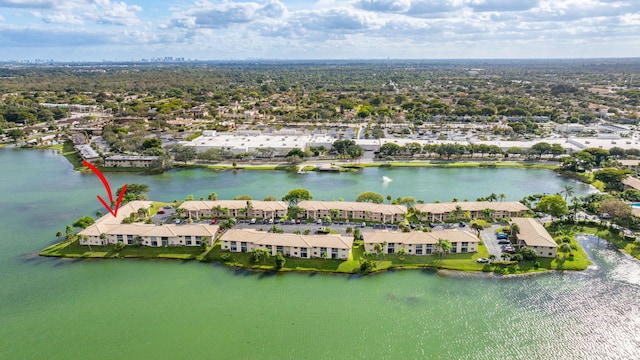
[186,236,192,246]
[426,244,433,254]
[300,248,307,258]
[230,241,237,251]
[241,242,247,253]
[277,246,283,254]
[331,248,338,259]
[416,244,423,255]
[461,242,468,253]
[387,243,395,254]
[117,235,123,241]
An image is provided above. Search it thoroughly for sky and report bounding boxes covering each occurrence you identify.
[0,0,639,61]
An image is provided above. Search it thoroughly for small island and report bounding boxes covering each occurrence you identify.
[41,186,604,275]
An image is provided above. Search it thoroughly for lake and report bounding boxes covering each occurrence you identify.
[1,148,638,359]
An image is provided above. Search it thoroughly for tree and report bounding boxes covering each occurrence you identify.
[535,195,567,219]
[559,243,572,257]
[593,168,632,191]
[233,195,252,200]
[331,139,356,155]
[519,247,537,261]
[174,145,197,163]
[65,225,74,243]
[285,148,306,158]
[116,183,150,203]
[599,197,632,219]
[436,238,452,257]
[373,242,385,259]
[219,217,237,231]
[55,231,62,238]
[275,252,286,270]
[347,145,365,162]
[7,129,25,141]
[142,138,161,149]
[396,247,407,261]
[379,142,401,157]
[282,188,313,206]
[562,185,574,201]
[263,195,277,201]
[470,219,490,236]
[356,191,384,204]
[529,142,552,158]
[208,192,218,201]
[72,216,94,229]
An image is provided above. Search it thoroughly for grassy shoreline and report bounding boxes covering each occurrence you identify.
[40,232,594,275]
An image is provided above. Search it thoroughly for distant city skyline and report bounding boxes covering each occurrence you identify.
[0,0,639,61]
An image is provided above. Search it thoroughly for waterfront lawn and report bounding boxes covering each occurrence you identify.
[59,141,85,171]
[40,240,204,260]
[205,242,354,273]
[549,221,640,261]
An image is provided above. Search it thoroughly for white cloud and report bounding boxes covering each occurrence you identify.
[3,0,143,25]
[171,0,286,29]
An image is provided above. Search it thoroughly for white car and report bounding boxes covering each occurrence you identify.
[476,258,489,263]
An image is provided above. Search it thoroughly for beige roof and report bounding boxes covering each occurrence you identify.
[297,201,407,215]
[511,218,557,248]
[414,201,529,214]
[220,229,351,249]
[178,200,288,212]
[79,222,219,238]
[96,201,153,226]
[622,177,640,191]
[364,229,479,245]
[619,160,640,167]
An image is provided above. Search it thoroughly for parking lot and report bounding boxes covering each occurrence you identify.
[480,224,516,257]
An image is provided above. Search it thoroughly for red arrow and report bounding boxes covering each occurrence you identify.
[83,160,128,217]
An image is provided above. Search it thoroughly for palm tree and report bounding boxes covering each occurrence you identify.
[436,238,452,257]
[95,210,103,219]
[510,223,520,239]
[99,232,107,245]
[208,192,218,201]
[373,242,385,259]
[397,247,407,261]
[562,185,574,201]
[488,254,497,263]
[481,208,494,220]
[65,225,73,244]
[499,193,507,202]
[245,200,253,219]
[559,243,572,257]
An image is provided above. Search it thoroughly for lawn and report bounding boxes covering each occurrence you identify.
[40,239,206,260]
[548,221,640,261]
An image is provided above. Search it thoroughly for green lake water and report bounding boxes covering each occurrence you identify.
[1,148,639,359]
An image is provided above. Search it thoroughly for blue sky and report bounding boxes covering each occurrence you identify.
[0,0,639,61]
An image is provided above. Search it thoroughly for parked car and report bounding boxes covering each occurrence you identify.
[503,248,516,254]
[157,210,165,215]
[250,218,257,224]
[211,218,217,224]
[459,222,465,227]
[295,219,301,224]
[497,233,508,239]
[498,239,511,245]
[476,258,489,263]
[361,222,367,228]
[173,219,181,224]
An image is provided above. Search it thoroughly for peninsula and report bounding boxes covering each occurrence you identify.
[41,194,592,274]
